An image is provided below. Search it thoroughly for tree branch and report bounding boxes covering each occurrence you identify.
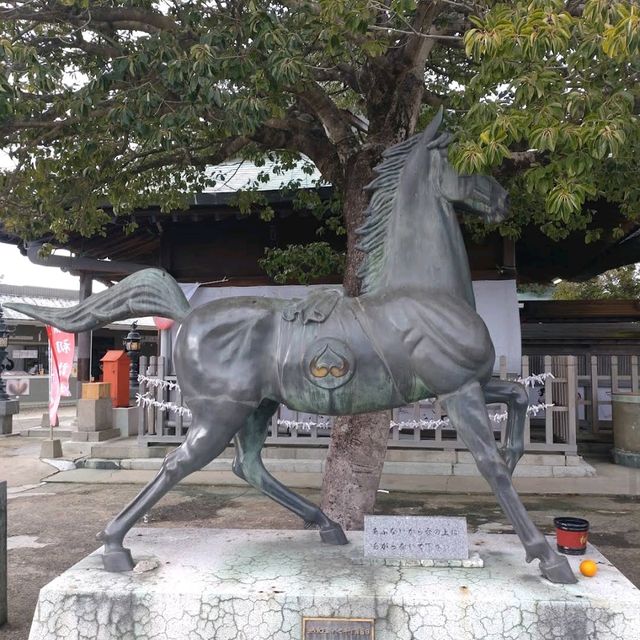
[369,24,463,44]
[119,136,251,173]
[422,90,447,107]
[251,114,344,187]
[565,1,586,17]
[439,0,477,15]
[496,150,546,177]
[402,0,445,70]
[25,33,123,59]
[0,5,180,34]
[293,82,357,164]
[310,63,361,93]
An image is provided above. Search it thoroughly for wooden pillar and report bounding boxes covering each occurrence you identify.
[76,272,93,384]
[159,329,172,372]
[502,238,516,278]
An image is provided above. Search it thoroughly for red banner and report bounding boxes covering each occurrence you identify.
[46,326,75,427]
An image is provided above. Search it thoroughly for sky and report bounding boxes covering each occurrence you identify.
[0,156,75,288]
[0,242,84,290]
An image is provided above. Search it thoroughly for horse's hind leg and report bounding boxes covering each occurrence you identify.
[442,381,576,584]
[98,400,253,571]
[232,399,347,545]
[484,378,529,474]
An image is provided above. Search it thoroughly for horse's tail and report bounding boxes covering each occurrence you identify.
[3,268,191,332]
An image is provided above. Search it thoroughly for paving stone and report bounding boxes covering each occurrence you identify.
[512,465,554,478]
[553,465,597,478]
[76,398,113,431]
[382,461,454,476]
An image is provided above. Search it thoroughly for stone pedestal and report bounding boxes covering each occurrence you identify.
[29,529,640,640]
[0,400,19,436]
[73,398,120,442]
[612,392,640,468]
[40,439,63,459]
[113,406,139,437]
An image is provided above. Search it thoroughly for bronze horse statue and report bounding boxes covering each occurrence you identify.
[7,110,576,583]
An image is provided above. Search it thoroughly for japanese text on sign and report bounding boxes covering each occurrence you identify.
[364,515,468,560]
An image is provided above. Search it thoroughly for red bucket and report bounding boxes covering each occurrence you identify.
[554,517,589,555]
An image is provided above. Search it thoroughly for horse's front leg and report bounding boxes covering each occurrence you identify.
[484,378,529,474]
[443,381,576,584]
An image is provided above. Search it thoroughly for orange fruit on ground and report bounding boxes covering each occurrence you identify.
[580,560,598,577]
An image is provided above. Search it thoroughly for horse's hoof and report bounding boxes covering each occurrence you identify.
[102,547,135,572]
[320,524,348,545]
[540,555,577,584]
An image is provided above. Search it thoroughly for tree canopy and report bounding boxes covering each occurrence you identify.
[1,0,639,267]
[553,264,640,299]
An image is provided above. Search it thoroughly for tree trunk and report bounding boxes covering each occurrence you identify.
[320,148,392,530]
[320,411,391,530]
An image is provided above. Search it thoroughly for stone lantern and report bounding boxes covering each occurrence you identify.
[123,321,141,396]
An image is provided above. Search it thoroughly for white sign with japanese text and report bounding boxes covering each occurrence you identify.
[364,515,468,560]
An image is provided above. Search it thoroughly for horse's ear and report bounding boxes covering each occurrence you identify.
[421,106,444,143]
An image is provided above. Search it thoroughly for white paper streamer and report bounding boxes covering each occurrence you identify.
[276,419,332,431]
[517,372,555,387]
[137,374,180,391]
[136,373,555,428]
[388,403,554,431]
[389,417,450,431]
[136,393,192,417]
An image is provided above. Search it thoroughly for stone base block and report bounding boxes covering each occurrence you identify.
[0,415,12,436]
[0,400,19,417]
[29,529,640,640]
[112,406,139,437]
[71,428,121,442]
[40,439,63,459]
[613,448,640,469]
[76,398,113,431]
[454,457,596,478]
[0,400,19,435]
[26,427,74,439]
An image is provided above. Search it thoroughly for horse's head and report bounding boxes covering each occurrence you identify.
[420,109,510,224]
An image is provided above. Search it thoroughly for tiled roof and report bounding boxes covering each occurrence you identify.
[0,285,154,328]
[201,157,325,194]
[0,293,76,322]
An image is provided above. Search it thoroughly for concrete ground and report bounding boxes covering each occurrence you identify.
[2,408,640,640]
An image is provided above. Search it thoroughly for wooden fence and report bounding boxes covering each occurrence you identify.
[136,354,587,455]
[578,354,638,434]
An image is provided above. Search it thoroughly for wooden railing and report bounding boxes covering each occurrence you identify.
[575,354,639,434]
[137,354,584,455]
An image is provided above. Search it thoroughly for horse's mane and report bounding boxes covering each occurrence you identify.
[356,110,449,294]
